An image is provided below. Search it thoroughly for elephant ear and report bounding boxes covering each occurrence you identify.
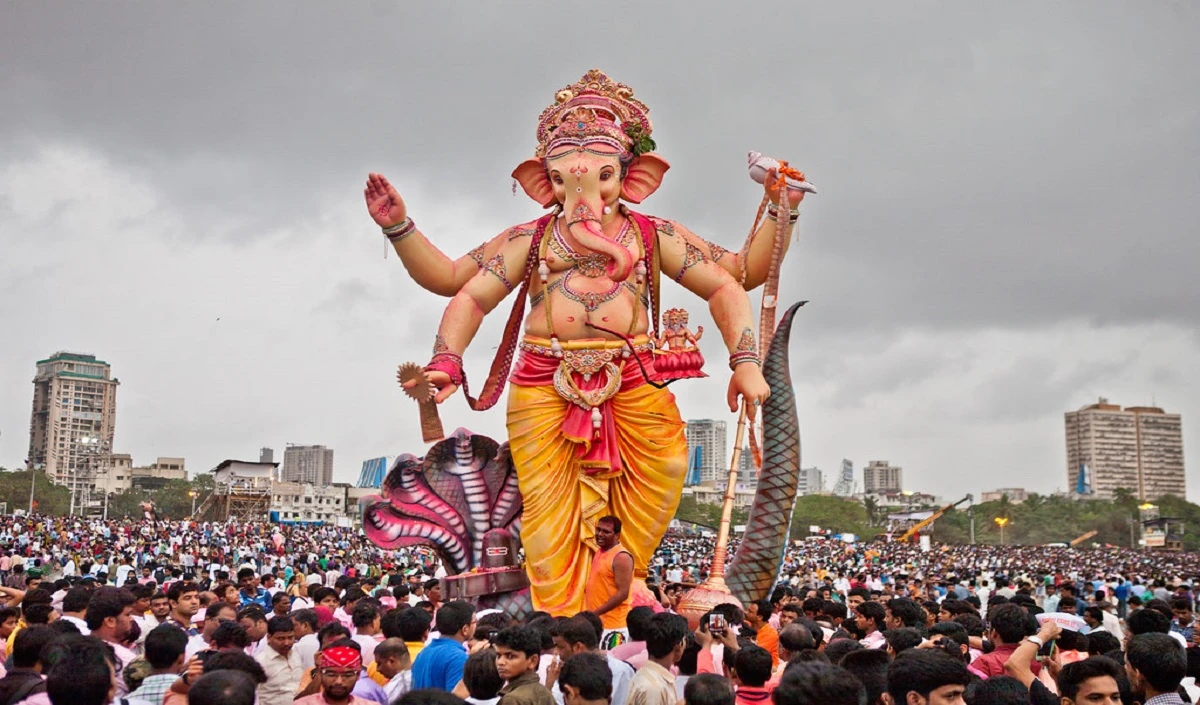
[621,153,670,204]
[512,158,557,209]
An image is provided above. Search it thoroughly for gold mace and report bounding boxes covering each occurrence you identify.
[676,178,796,630]
[397,362,446,444]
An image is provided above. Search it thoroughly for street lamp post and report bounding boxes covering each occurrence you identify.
[189,491,198,516]
[994,517,1009,545]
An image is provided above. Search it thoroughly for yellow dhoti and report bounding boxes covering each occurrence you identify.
[506,337,688,616]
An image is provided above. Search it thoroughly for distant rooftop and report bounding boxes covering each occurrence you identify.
[37,351,110,366]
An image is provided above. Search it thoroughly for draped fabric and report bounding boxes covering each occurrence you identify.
[507,339,688,616]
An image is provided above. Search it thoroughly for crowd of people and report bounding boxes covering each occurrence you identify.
[1,513,1200,705]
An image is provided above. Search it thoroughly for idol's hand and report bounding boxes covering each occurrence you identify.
[401,370,459,404]
[764,168,809,208]
[727,363,770,421]
[364,173,409,228]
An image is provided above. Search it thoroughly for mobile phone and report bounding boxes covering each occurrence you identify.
[1036,640,1056,660]
[487,630,499,642]
[708,613,726,635]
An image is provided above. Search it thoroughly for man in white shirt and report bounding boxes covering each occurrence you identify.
[375,638,413,702]
[61,586,92,635]
[256,615,303,705]
[551,615,633,705]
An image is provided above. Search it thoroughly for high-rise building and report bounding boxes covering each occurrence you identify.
[281,444,335,486]
[863,460,903,494]
[686,420,727,484]
[260,447,274,463]
[738,446,755,476]
[833,459,855,496]
[798,467,823,495]
[1065,398,1185,501]
[28,352,119,502]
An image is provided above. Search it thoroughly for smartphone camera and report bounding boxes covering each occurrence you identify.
[487,630,500,643]
[708,613,726,635]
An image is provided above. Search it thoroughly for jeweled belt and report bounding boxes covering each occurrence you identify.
[521,337,651,425]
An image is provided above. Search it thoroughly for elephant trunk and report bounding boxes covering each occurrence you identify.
[725,301,805,604]
[565,198,634,282]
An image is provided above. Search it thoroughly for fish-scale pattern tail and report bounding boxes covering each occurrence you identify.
[726,301,804,604]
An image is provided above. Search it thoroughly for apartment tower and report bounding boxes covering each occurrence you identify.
[281,444,335,486]
[1065,398,1185,501]
[863,460,903,494]
[686,420,728,484]
[28,352,119,498]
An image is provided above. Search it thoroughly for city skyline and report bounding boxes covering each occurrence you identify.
[1,5,1198,501]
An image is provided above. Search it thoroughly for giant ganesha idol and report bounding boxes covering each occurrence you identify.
[362,69,812,618]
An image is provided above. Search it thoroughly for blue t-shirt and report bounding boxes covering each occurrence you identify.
[411,637,469,691]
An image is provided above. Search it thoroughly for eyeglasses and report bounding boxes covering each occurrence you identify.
[320,669,359,680]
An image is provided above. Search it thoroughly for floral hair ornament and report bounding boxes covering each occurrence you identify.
[320,646,363,670]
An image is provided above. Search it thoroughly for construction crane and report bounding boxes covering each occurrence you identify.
[895,495,973,543]
[1069,530,1098,547]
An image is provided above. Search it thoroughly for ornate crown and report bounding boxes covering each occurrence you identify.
[663,308,689,325]
[535,69,655,158]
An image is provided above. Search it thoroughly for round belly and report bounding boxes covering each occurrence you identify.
[525,286,650,341]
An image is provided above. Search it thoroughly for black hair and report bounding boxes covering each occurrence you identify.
[686,673,736,705]
[292,608,318,632]
[188,670,258,705]
[434,600,474,635]
[886,650,970,703]
[848,587,872,602]
[1171,598,1192,612]
[773,662,866,705]
[45,636,113,705]
[145,623,189,668]
[964,676,1028,705]
[267,615,295,635]
[1084,606,1104,623]
[396,691,471,705]
[1059,657,1122,700]
[559,651,613,702]
[752,599,774,621]
[576,611,604,644]
[1127,607,1171,635]
[201,650,267,683]
[84,586,135,631]
[823,638,864,665]
[733,644,773,687]
[1086,631,1122,656]
[856,601,885,630]
[463,649,504,700]
[206,601,238,622]
[645,612,688,660]
[626,606,656,642]
[352,601,380,629]
[1127,633,1186,692]
[493,625,543,659]
[886,598,926,629]
[779,624,816,654]
[988,604,1031,644]
[24,603,55,625]
[236,568,255,581]
[237,605,267,624]
[13,625,56,668]
[884,627,924,654]
[318,622,352,646]
[929,621,969,646]
[212,620,250,649]
[802,597,825,615]
[840,649,890,705]
[558,615,600,650]
[400,605,434,641]
[62,586,92,614]
[823,601,848,621]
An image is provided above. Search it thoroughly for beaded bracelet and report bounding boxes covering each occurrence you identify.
[383,218,417,241]
[728,352,762,370]
[425,354,464,387]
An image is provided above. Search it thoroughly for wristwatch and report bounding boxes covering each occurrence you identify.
[1024,636,1045,647]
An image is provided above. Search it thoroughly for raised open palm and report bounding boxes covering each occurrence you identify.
[364,172,408,228]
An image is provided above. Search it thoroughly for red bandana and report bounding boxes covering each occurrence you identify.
[319,646,362,670]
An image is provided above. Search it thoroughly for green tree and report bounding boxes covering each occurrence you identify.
[0,469,70,516]
[790,495,871,538]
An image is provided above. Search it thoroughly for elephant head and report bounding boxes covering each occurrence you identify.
[512,69,669,283]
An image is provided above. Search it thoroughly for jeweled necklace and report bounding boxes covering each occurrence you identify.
[538,216,647,357]
[551,218,630,278]
[560,270,623,312]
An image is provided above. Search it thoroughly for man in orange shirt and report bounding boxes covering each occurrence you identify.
[745,600,779,667]
[582,516,634,640]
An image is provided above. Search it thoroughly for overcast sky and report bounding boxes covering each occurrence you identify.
[1,2,1197,503]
